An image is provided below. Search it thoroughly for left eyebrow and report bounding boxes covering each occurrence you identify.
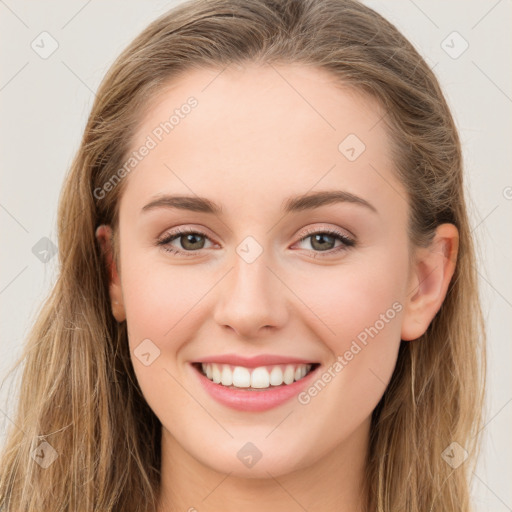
[282,190,378,214]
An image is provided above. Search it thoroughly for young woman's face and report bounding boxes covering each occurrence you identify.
[105,64,416,477]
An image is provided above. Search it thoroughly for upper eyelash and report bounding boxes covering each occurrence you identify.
[156,228,211,257]
[297,227,355,258]
[298,227,355,246]
[156,226,355,257]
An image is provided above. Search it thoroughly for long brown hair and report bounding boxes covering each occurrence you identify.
[0,0,486,510]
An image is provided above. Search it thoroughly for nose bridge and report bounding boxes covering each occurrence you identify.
[213,238,288,337]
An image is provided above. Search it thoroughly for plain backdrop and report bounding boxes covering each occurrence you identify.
[1,1,511,510]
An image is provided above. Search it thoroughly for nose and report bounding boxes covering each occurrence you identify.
[213,250,289,339]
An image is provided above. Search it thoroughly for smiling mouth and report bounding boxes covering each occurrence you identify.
[192,362,320,390]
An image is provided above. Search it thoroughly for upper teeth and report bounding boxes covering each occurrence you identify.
[201,363,313,389]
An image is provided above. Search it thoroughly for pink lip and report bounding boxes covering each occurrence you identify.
[191,353,317,368]
[190,362,320,412]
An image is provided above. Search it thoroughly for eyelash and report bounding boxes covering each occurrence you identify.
[156,226,356,259]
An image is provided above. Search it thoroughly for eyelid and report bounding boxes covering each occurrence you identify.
[295,224,355,242]
[291,225,356,257]
[157,224,356,257]
[156,226,218,251]
[156,224,217,242]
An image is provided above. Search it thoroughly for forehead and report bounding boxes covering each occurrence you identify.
[120,63,404,220]
[135,63,387,153]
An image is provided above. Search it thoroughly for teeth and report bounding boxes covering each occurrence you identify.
[212,364,221,384]
[283,365,295,385]
[232,366,251,387]
[221,365,233,386]
[269,366,283,386]
[251,367,270,388]
[199,363,314,389]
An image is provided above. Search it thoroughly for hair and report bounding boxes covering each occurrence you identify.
[0,0,486,510]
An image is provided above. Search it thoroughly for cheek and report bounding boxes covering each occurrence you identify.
[120,253,210,344]
[119,254,209,420]
[117,238,408,475]
[292,252,406,349]
[121,242,408,365]
[288,251,406,413]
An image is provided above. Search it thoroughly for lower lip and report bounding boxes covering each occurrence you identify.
[191,364,320,412]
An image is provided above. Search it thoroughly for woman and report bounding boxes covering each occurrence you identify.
[0,0,486,510]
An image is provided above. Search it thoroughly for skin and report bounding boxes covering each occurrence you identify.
[96,63,458,512]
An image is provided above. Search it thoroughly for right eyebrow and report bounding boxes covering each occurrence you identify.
[141,195,222,215]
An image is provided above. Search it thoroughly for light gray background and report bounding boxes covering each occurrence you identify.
[1,1,511,510]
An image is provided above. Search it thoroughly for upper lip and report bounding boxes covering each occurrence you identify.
[191,354,319,368]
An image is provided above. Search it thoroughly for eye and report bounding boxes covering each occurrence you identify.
[156,226,356,258]
[293,227,355,258]
[157,227,215,257]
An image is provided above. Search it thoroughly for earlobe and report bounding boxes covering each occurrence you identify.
[95,224,126,323]
[401,224,459,341]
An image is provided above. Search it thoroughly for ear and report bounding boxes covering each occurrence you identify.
[401,223,459,341]
[95,224,126,322]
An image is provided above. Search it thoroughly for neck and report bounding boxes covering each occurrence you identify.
[156,417,370,512]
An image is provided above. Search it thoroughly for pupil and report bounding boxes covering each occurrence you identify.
[183,233,204,250]
[312,234,334,251]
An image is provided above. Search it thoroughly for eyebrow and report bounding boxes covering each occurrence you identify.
[141,190,377,215]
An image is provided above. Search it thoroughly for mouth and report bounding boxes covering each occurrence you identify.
[191,362,321,391]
